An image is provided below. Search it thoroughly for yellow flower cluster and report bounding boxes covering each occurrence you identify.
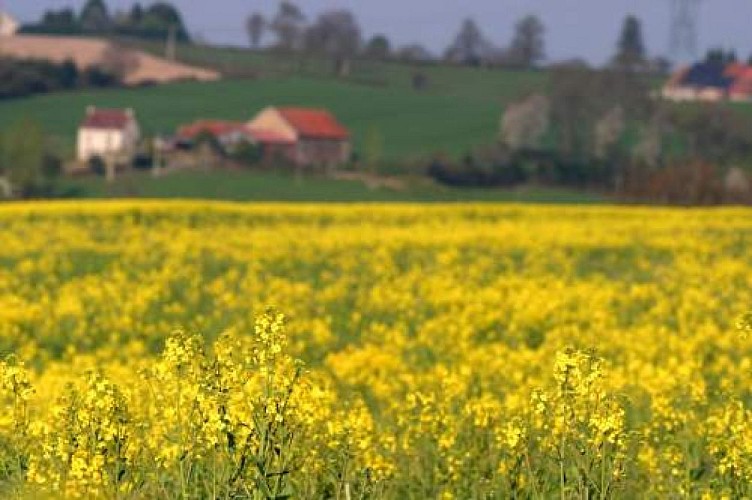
[0,201,751,497]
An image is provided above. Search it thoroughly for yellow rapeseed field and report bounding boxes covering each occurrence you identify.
[1,201,751,498]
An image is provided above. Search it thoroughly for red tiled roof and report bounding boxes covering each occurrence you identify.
[277,107,350,140]
[177,120,252,140]
[730,67,752,96]
[725,63,745,78]
[81,108,133,130]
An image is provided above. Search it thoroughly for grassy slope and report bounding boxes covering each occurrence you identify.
[58,170,606,203]
[127,40,548,99]
[0,43,548,162]
[0,78,507,161]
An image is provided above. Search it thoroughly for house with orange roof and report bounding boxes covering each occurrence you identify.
[729,66,752,102]
[662,62,752,102]
[247,107,351,167]
[176,120,255,152]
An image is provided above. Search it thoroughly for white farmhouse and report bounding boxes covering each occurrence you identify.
[77,107,140,164]
[0,11,19,37]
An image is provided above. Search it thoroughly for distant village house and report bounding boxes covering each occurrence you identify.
[663,62,752,102]
[248,107,351,167]
[77,107,140,164]
[0,11,19,37]
[176,120,255,152]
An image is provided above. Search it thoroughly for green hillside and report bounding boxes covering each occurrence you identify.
[126,39,548,100]
[0,42,549,163]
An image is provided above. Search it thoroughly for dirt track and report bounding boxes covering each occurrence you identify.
[0,35,221,85]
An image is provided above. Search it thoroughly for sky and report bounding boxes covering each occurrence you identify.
[5,0,752,65]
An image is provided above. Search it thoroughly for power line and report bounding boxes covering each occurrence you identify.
[670,0,702,60]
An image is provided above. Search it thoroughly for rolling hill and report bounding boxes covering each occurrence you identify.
[0,70,547,162]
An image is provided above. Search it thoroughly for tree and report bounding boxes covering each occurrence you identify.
[38,8,79,33]
[305,10,362,55]
[705,47,737,65]
[550,66,653,160]
[593,106,625,160]
[140,2,191,42]
[550,67,599,158]
[613,15,646,71]
[129,3,145,25]
[271,1,306,52]
[0,119,46,197]
[246,12,266,48]
[59,59,80,89]
[670,104,752,165]
[500,94,550,151]
[445,18,493,65]
[508,15,546,69]
[304,9,362,76]
[632,116,664,168]
[365,35,391,60]
[80,0,111,32]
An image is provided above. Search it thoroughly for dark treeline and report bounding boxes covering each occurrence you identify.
[21,0,190,43]
[426,14,752,205]
[244,3,681,74]
[0,58,121,100]
[245,2,548,71]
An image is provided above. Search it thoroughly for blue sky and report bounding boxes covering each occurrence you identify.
[6,1,752,64]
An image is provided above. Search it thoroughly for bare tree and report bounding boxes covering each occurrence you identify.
[271,1,306,52]
[80,0,112,32]
[444,18,494,65]
[304,9,362,76]
[550,67,599,158]
[246,12,266,49]
[724,167,751,202]
[632,116,663,168]
[507,15,546,68]
[593,106,625,160]
[364,34,391,60]
[550,66,652,159]
[500,94,550,151]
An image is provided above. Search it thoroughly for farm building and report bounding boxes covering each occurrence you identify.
[176,120,255,152]
[248,107,351,167]
[77,107,140,163]
[0,11,18,37]
[662,62,752,102]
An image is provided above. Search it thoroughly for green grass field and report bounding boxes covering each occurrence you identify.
[0,78,512,161]
[57,169,605,203]
[127,39,549,100]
